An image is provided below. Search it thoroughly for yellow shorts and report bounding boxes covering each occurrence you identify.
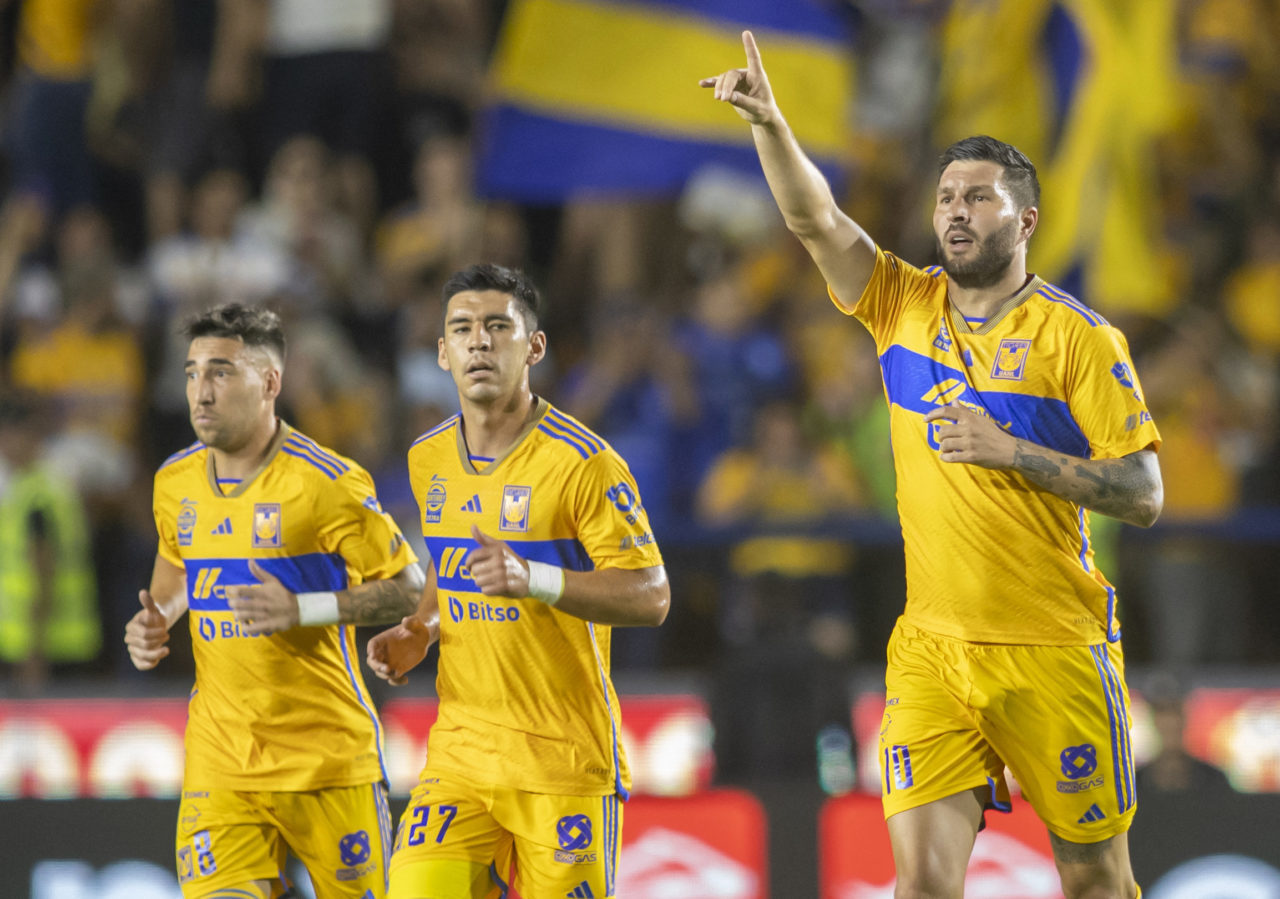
[880,620,1137,843]
[175,782,393,898]
[387,769,622,899]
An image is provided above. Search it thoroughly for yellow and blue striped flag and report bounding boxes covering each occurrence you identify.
[477,0,855,201]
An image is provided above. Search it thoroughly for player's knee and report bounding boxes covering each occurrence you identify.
[892,868,966,899]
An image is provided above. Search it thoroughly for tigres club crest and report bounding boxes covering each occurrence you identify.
[991,339,1031,381]
[499,485,531,533]
[253,503,282,548]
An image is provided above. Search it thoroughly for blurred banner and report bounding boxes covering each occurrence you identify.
[476,0,854,201]
[7,790,768,899]
[819,792,1280,897]
[0,695,714,799]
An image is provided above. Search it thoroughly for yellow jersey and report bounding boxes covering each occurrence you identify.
[154,422,418,791]
[832,248,1161,645]
[408,399,663,798]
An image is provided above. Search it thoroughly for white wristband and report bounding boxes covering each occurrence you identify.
[297,591,340,626]
[526,561,565,606]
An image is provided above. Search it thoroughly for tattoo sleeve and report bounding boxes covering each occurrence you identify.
[339,569,423,625]
[1011,442,1162,527]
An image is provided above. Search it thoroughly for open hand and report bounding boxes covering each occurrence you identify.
[367,616,436,686]
[699,31,779,126]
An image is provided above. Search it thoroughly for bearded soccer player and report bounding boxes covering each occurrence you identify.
[365,263,670,899]
[124,303,424,899]
[703,33,1162,899]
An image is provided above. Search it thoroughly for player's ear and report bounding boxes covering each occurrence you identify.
[1020,205,1038,243]
[527,330,547,367]
[263,363,283,401]
[437,336,451,372]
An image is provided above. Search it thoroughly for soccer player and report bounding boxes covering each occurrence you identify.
[365,263,670,899]
[703,33,1163,899]
[123,303,425,899]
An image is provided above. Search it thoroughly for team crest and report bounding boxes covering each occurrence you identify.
[991,339,1031,381]
[499,485,531,533]
[252,503,282,548]
[177,498,197,547]
[933,317,952,351]
[425,475,447,524]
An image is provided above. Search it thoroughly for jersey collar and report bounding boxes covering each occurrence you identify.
[455,397,549,475]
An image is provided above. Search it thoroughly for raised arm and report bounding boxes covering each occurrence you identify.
[701,30,876,309]
[924,404,1164,527]
[467,526,670,627]
[226,559,426,636]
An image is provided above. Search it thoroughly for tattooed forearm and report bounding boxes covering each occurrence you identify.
[1011,443,1163,527]
[340,567,425,625]
[1013,444,1064,479]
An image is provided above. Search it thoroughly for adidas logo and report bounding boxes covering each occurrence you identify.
[566,882,594,898]
[1077,803,1106,823]
[460,495,483,513]
[211,518,233,535]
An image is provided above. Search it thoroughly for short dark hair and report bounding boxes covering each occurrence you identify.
[183,303,286,363]
[442,263,541,330]
[938,136,1040,210]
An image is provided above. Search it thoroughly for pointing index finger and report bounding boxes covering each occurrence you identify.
[742,30,763,75]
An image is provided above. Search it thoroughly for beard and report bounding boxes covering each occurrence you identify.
[936,219,1019,289]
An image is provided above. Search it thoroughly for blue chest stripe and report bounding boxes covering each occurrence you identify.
[879,345,1090,458]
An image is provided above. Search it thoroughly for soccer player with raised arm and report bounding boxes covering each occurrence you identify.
[365,264,670,899]
[703,33,1163,899]
[123,304,425,899]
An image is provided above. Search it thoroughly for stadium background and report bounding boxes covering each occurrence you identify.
[2,0,1280,895]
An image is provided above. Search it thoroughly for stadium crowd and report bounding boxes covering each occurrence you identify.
[1,0,1279,724]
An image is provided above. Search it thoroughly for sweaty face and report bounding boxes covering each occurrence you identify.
[933,160,1026,289]
[438,290,543,405]
[185,337,277,452]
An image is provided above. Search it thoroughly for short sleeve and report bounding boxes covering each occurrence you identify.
[317,466,420,585]
[1068,323,1162,459]
[153,476,185,568]
[833,247,936,351]
[570,450,664,571]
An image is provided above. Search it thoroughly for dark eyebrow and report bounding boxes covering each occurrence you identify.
[446,312,514,326]
[184,357,237,368]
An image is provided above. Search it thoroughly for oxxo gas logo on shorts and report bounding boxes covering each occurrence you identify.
[336,829,375,881]
[1056,742,1105,793]
[554,814,597,865]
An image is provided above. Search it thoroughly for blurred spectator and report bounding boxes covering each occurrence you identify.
[136,0,250,242]
[0,391,100,694]
[389,0,489,147]
[1130,310,1253,664]
[240,134,365,313]
[224,0,396,234]
[1135,672,1234,794]
[375,132,485,307]
[8,211,146,499]
[672,254,797,511]
[697,398,867,782]
[560,299,698,536]
[2,0,103,218]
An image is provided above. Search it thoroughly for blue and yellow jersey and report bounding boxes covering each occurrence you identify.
[408,399,663,798]
[832,248,1161,645]
[153,422,418,791]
